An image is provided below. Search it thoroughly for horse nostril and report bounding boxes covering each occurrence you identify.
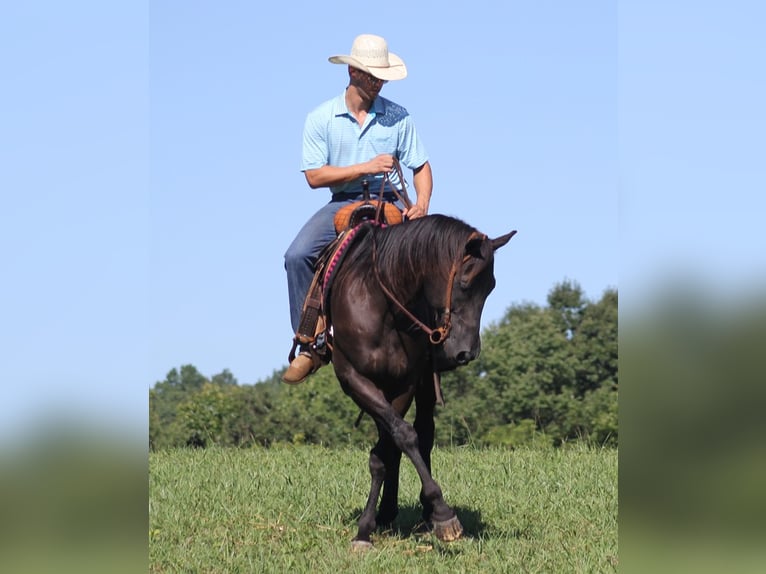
[456,351,475,365]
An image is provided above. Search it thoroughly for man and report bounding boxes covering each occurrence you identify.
[282,34,433,384]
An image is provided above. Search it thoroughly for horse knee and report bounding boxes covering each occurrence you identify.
[391,423,419,453]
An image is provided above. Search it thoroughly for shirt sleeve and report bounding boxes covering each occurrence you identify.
[397,114,429,170]
[301,110,328,171]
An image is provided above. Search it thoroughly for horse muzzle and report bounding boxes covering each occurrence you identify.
[434,339,481,371]
[455,350,477,365]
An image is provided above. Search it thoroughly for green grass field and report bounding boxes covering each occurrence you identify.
[150,445,617,573]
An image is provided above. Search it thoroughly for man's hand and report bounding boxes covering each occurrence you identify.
[366,153,396,174]
[403,202,428,220]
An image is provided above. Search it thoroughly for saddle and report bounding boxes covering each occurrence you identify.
[288,175,409,370]
[333,198,402,234]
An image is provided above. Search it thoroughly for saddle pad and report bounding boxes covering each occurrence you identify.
[321,222,374,306]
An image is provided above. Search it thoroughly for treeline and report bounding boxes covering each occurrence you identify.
[150,280,617,450]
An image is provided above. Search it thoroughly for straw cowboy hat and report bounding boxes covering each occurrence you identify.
[328,34,407,81]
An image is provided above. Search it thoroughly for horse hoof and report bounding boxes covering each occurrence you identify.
[351,539,374,552]
[432,515,463,542]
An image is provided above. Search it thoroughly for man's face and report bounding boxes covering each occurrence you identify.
[352,68,387,99]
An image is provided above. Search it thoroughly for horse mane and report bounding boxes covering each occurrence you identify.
[343,214,478,297]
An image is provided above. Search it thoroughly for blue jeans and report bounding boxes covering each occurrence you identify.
[284,192,404,333]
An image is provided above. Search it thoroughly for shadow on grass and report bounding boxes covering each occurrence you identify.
[345,504,493,541]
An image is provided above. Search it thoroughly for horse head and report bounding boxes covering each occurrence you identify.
[431,229,517,371]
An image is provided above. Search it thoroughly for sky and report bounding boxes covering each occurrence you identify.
[1,0,764,443]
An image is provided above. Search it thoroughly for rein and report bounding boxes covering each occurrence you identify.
[382,157,413,211]
[371,229,487,345]
[356,158,412,230]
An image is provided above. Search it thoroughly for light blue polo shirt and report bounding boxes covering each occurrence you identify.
[301,91,429,196]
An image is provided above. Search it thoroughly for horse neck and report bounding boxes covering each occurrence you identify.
[374,228,447,304]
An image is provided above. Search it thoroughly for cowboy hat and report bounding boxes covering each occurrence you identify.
[328,34,407,81]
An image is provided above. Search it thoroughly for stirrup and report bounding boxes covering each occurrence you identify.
[286,339,325,374]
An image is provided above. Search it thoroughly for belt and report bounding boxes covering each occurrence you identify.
[332,191,400,201]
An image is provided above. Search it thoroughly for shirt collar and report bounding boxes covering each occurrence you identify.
[332,90,386,118]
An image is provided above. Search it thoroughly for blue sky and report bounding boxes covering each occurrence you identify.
[2,1,764,442]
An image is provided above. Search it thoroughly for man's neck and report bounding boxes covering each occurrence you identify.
[345,85,374,117]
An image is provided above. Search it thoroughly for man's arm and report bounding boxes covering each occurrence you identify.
[304,154,398,189]
[402,161,432,220]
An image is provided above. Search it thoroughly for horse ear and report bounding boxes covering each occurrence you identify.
[491,230,517,251]
[459,237,492,288]
[465,235,489,260]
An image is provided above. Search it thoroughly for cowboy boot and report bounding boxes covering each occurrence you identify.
[282,345,314,384]
[282,316,328,384]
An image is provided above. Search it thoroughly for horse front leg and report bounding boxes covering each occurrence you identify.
[342,372,462,544]
[412,373,462,540]
[388,415,463,541]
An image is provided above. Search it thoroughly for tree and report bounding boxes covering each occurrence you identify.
[176,382,237,447]
[149,365,210,449]
[149,280,619,449]
[572,288,618,395]
[439,281,618,446]
[211,369,237,387]
[547,279,586,339]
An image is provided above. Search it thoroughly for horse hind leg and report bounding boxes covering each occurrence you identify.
[352,444,386,551]
[414,383,436,524]
[353,427,402,552]
[376,390,411,529]
[376,432,402,528]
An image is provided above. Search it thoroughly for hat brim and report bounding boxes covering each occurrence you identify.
[328,52,407,81]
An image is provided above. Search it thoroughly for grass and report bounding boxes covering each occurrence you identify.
[150,445,617,573]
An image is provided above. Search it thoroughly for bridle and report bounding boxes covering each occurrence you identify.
[367,158,487,344]
[371,228,487,345]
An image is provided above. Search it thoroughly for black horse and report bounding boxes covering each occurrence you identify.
[326,214,516,549]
